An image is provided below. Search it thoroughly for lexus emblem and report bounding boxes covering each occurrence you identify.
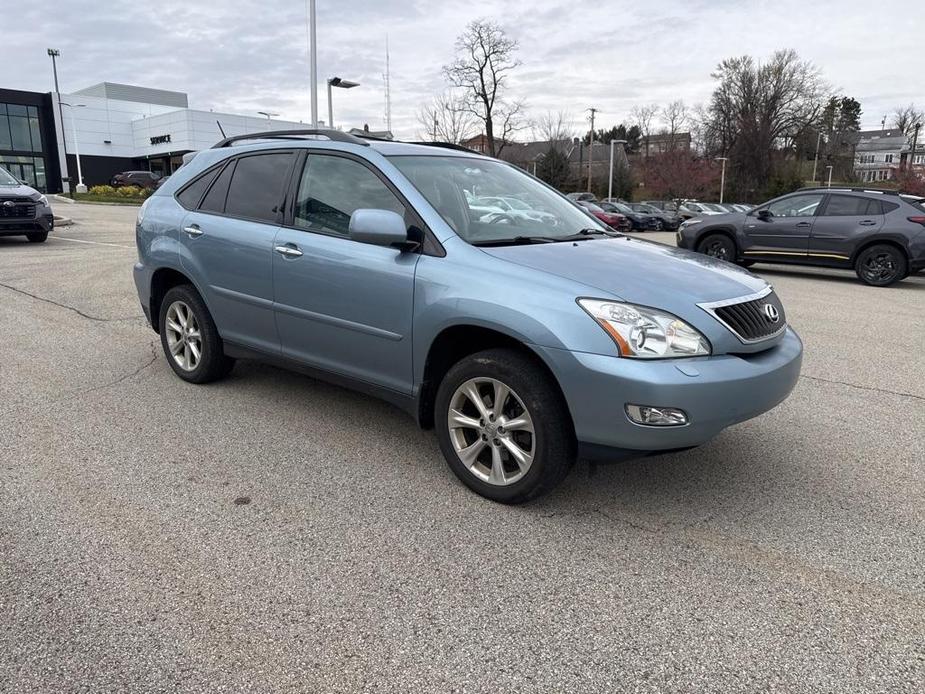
[763,303,780,323]
[2,201,14,208]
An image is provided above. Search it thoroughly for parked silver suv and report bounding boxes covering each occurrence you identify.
[133,130,802,503]
[0,165,54,243]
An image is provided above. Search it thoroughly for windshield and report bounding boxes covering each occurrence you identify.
[0,166,20,186]
[388,155,606,244]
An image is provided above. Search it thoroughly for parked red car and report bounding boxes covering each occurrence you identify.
[577,200,631,232]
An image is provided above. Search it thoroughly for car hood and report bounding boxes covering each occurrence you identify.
[0,184,38,198]
[481,236,768,309]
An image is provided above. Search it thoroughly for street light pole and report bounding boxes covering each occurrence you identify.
[60,102,86,192]
[716,157,728,203]
[47,48,71,194]
[308,0,318,126]
[608,139,628,200]
[326,77,360,130]
[587,107,597,193]
[812,131,824,184]
[257,111,278,121]
[826,165,833,188]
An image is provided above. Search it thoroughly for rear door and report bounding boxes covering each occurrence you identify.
[272,151,420,393]
[809,194,884,263]
[741,193,824,260]
[179,150,296,354]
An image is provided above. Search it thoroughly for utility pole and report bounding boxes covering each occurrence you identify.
[716,157,728,203]
[587,107,598,193]
[47,48,70,194]
[812,131,823,183]
[307,0,318,127]
[433,115,438,141]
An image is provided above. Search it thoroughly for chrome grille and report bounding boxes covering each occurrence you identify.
[698,288,786,344]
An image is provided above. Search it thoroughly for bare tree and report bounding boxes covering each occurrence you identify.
[630,104,659,156]
[443,19,522,157]
[416,91,476,144]
[892,104,924,136]
[532,110,575,149]
[661,100,689,149]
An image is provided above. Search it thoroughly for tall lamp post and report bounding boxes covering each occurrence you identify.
[587,107,598,193]
[326,77,359,130]
[825,165,834,188]
[608,139,628,201]
[257,111,278,121]
[47,48,71,194]
[716,157,728,203]
[307,0,318,126]
[59,102,86,193]
[811,131,824,184]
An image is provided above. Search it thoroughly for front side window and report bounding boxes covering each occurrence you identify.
[765,194,824,218]
[389,155,608,244]
[224,152,293,223]
[294,154,405,237]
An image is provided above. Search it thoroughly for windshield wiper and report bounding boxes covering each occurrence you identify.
[573,227,622,238]
[471,235,587,247]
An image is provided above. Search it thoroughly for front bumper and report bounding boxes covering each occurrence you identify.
[534,327,803,456]
[0,211,53,235]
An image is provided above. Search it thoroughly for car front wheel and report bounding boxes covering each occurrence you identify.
[159,285,235,383]
[435,348,575,504]
[697,233,736,262]
[27,232,48,243]
[855,244,907,286]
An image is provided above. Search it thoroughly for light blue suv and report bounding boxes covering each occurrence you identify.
[133,130,802,503]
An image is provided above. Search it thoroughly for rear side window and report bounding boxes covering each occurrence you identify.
[223,153,293,223]
[824,195,880,216]
[881,201,899,214]
[199,161,235,214]
[176,166,221,210]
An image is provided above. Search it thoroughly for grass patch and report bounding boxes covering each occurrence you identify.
[72,193,146,205]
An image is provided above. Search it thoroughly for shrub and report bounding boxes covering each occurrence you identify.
[89,185,116,196]
[117,185,149,198]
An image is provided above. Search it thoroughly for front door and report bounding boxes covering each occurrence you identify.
[272,152,419,394]
[741,192,825,261]
[179,151,296,355]
[809,194,883,263]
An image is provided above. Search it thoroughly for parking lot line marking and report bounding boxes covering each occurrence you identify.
[51,236,135,250]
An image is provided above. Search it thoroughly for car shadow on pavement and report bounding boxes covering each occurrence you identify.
[752,264,925,288]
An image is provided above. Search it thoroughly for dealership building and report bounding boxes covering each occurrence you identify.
[0,82,308,193]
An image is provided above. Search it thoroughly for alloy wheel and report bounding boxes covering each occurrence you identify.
[704,238,731,260]
[861,252,898,284]
[164,300,202,371]
[447,377,535,486]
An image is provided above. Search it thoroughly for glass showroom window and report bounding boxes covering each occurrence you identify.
[0,103,43,154]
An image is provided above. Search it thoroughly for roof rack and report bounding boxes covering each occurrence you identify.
[406,141,478,153]
[797,186,901,196]
[212,128,368,149]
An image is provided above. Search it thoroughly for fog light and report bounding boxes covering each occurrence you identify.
[625,404,688,426]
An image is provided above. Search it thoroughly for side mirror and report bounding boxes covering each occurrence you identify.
[756,209,771,220]
[348,209,411,249]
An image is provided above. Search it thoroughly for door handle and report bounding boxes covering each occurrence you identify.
[859,220,877,226]
[274,244,303,258]
[795,221,812,228]
[183,225,203,237]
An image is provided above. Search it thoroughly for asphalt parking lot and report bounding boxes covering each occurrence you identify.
[1,202,923,693]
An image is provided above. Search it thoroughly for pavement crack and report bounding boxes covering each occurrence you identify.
[0,281,139,323]
[800,373,925,402]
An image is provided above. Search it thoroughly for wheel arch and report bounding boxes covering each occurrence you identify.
[417,324,574,435]
[850,237,911,267]
[695,226,741,256]
[149,266,204,333]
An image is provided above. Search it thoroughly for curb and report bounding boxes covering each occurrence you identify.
[54,215,74,227]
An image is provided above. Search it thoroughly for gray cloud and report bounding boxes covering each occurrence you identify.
[14,0,924,140]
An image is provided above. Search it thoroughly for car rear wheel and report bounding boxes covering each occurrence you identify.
[435,348,575,504]
[653,219,664,231]
[159,285,235,383]
[855,244,907,287]
[697,233,736,262]
[27,232,48,243]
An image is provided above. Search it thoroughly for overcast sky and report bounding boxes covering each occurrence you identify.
[15,1,924,140]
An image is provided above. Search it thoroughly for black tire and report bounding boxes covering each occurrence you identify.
[697,233,736,262]
[738,259,756,268]
[653,219,664,231]
[158,284,235,383]
[27,232,48,243]
[435,348,575,504]
[855,244,907,287]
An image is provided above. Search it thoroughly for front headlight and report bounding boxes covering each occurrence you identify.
[578,299,711,358]
[32,193,48,206]
[680,219,701,228]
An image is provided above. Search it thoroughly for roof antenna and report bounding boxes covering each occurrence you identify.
[216,120,227,138]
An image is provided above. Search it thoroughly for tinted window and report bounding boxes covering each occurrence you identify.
[881,201,899,214]
[224,153,293,223]
[199,161,235,214]
[177,166,221,210]
[766,194,824,217]
[294,154,404,237]
[824,195,879,216]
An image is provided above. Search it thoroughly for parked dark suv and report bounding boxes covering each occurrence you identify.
[0,164,54,243]
[677,188,925,286]
[111,170,161,189]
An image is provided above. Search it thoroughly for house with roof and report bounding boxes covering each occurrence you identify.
[853,128,920,182]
